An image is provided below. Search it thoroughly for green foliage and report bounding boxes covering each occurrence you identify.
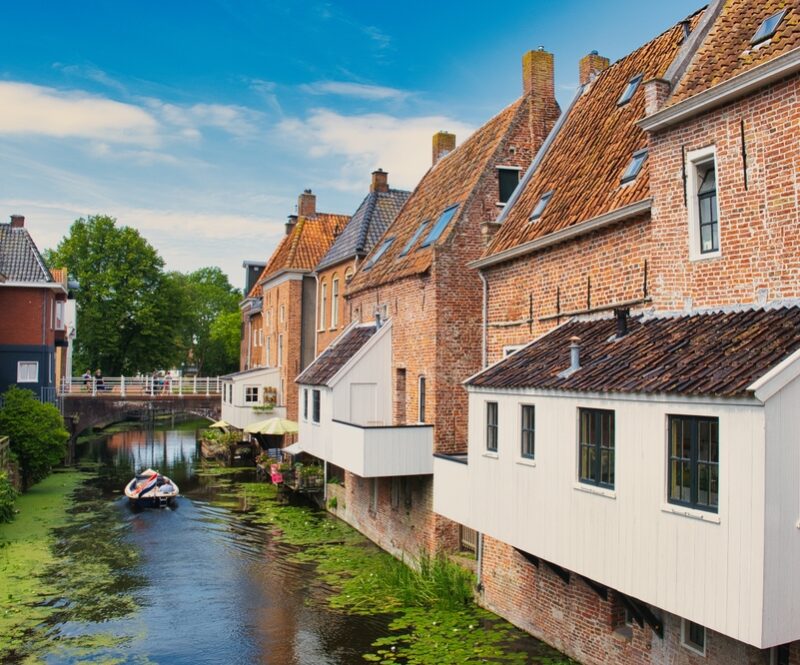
[327,496,338,510]
[45,215,184,374]
[209,310,243,375]
[0,387,68,488]
[0,472,17,523]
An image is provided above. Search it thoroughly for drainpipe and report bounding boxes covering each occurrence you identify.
[476,532,484,592]
[479,271,488,369]
[313,273,320,360]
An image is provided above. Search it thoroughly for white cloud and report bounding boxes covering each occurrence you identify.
[53,63,128,94]
[300,81,410,102]
[276,109,474,191]
[0,81,159,146]
[144,99,264,139]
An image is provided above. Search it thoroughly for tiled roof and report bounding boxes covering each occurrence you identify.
[347,99,524,294]
[0,223,54,283]
[468,306,800,398]
[316,188,411,272]
[670,0,800,105]
[295,324,377,386]
[256,212,349,288]
[484,12,703,259]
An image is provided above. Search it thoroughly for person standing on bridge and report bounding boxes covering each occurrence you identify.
[94,369,105,392]
[82,369,91,391]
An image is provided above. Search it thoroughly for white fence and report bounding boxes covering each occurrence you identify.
[62,375,221,397]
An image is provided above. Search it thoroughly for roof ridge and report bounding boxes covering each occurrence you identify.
[356,191,379,254]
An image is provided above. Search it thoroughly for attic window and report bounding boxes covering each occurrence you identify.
[498,167,521,204]
[363,237,395,270]
[751,9,787,45]
[621,149,648,184]
[399,220,429,256]
[529,191,553,222]
[617,74,643,106]
[420,204,459,248]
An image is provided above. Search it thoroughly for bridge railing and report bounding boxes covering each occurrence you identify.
[62,375,222,397]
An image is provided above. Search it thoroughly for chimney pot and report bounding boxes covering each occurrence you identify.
[371,168,389,193]
[432,131,456,165]
[569,336,581,372]
[285,214,298,236]
[10,215,24,228]
[614,308,630,338]
[297,189,316,217]
[579,51,610,86]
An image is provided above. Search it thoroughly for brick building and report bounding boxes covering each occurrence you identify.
[240,259,266,371]
[297,49,561,560]
[0,215,69,402]
[433,2,800,664]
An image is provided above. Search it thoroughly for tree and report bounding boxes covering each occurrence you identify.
[0,387,69,489]
[46,215,186,374]
[210,310,242,373]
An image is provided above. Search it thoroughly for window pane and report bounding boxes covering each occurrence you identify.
[421,205,459,247]
[399,221,429,256]
[498,169,519,203]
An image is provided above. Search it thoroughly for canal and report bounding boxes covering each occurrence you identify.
[3,421,576,664]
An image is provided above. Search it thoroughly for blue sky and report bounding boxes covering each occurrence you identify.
[0,0,700,289]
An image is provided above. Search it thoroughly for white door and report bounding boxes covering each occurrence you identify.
[350,383,378,425]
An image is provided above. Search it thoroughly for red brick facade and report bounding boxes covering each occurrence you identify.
[315,258,355,354]
[0,288,55,347]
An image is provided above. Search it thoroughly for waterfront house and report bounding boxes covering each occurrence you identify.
[0,215,69,403]
[298,49,561,559]
[240,259,266,371]
[433,1,800,663]
[313,169,409,354]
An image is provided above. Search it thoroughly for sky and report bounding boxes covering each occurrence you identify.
[0,0,701,290]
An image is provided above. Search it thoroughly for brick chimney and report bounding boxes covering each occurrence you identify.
[579,51,610,86]
[371,168,389,193]
[10,215,24,228]
[297,189,316,217]
[432,131,456,165]
[522,47,560,149]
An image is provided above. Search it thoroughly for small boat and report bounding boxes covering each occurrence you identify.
[124,468,179,507]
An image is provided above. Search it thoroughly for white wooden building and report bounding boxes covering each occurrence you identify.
[220,366,285,430]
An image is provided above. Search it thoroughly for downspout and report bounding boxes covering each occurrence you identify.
[476,532,484,592]
[479,271,488,369]
[313,272,320,359]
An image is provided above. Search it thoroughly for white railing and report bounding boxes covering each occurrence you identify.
[61,375,221,397]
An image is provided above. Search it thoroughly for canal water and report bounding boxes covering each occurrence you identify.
[32,422,573,665]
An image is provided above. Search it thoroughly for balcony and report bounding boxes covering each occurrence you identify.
[432,453,472,526]
[328,419,434,477]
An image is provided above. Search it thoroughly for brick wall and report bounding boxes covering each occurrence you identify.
[0,288,52,346]
[316,259,355,354]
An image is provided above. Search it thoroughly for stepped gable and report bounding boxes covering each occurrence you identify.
[346,100,523,294]
[484,12,704,258]
[296,323,378,386]
[468,305,800,398]
[669,0,800,104]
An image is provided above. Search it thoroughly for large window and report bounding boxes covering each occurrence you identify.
[668,415,719,512]
[418,376,426,422]
[578,408,615,488]
[687,146,720,260]
[521,405,535,459]
[312,389,321,423]
[498,167,520,204]
[399,221,429,256]
[331,277,339,327]
[17,361,38,383]
[245,386,259,403]
[486,402,498,452]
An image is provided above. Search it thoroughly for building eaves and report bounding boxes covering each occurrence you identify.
[295,323,378,386]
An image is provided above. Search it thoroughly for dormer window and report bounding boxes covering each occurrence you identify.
[420,204,459,248]
[529,190,553,222]
[399,220,429,256]
[363,237,394,270]
[620,149,648,184]
[617,74,643,106]
[497,167,521,204]
[751,9,787,45]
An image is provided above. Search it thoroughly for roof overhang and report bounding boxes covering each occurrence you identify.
[259,269,308,289]
[0,280,67,293]
[748,346,800,403]
[471,199,651,271]
[640,47,800,133]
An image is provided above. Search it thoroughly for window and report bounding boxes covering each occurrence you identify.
[578,408,615,488]
[486,402,498,452]
[266,337,271,365]
[521,405,535,459]
[418,376,426,423]
[687,146,720,260]
[681,620,706,656]
[55,301,65,330]
[279,304,285,324]
[620,149,648,184]
[312,389,321,423]
[17,361,38,383]
[529,191,553,221]
[668,415,719,512]
[278,334,283,367]
[498,167,520,204]
[503,345,524,357]
[303,388,308,420]
[331,277,339,327]
[245,386,259,403]
[363,237,395,270]
[752,9,787,45]
[617,73,643,105]
[319,282,327,330]
[420,204,459,248]
[399,221,429,256]
[345,267,354,282]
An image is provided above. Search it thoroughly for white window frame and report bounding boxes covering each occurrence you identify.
[496,165,522,206]
[319,282,328,331]
[331,277,339,328]
[686,145,721,262]
[681,619,706,657]
[278,334,283,367]
[244,385,259,404]
[55,300,65,331]
[17,361,38,383]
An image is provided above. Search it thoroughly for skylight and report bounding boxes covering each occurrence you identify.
[399,220,429,256]
[363,237,394,270]
[420,205,459,248]
[529,191,553,221]
[617,74,643,106]
[751,9,787,45]
[620,149,648,184]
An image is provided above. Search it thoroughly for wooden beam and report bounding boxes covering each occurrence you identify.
[579,575,608,601]
[543,559,570,585]
[514,547,539,568]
